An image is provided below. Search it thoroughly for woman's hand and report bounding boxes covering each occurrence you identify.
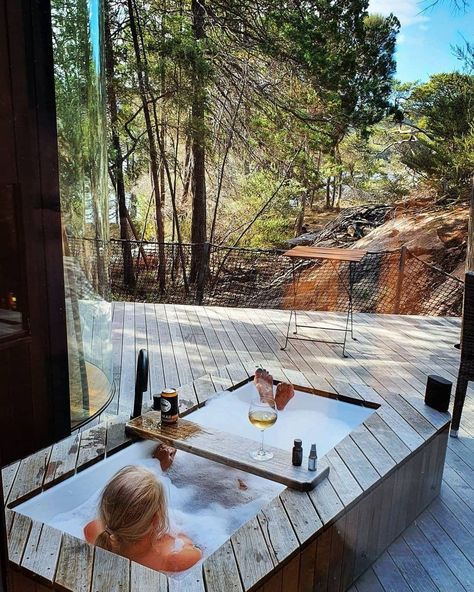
[153,443,177,471]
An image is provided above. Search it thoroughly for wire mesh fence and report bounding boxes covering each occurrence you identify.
[106,239,464,316]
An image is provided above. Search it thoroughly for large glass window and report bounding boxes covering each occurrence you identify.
[51,0,113,427]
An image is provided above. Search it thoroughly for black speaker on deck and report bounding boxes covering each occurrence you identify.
[424,375,452,412]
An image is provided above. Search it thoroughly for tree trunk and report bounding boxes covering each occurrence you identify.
[127,0,166,293]
[335,172,343,210]
[190,0,207,283]
[326,177,331,209]
[295,193,307,236]
[181,135,192,204]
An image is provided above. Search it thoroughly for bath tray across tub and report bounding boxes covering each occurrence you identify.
[126,411,329,491]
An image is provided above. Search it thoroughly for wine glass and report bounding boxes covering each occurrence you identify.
[248,398,278,461]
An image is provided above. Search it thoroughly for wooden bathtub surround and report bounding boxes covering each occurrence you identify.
[3,362,450,592]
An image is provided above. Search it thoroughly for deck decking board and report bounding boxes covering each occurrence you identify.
[44,433,80,486]
[231,516,276,590]
[257,496,300,564]
[203,539,243,592]
[278,489,322,545]
[54,533,94,592]
[21,522,62,583]
[401,523,468,592]
[130,561,168,592]
[144,302,165,399]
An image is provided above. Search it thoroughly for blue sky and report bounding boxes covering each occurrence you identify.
[369,0,474,82]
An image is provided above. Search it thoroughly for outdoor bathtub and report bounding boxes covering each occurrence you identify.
[13,439,285,572]
[3,363,450,592]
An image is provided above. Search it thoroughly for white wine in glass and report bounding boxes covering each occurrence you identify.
[248,398,278,461]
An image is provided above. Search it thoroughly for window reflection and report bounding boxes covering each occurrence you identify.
[0,185,24,339]
[51,0,113,427]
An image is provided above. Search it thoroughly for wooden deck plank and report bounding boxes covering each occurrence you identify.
[278,488,322,544]
[75,424,106,471]
[54,533,94,592]
[8,447,51,504]
[231,516,275,590]
[402,522,468,592]
[91,547,130,592]
[130,561,168,591]
[144,302,165,399]
[257,496,299,564]
[21,522,62,583]
[204,540,243,592]
[44,433,80,486]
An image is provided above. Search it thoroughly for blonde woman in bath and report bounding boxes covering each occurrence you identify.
[84,465,202,572]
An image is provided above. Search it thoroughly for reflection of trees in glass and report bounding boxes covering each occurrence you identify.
[51,0,112,426]
[51,0,108,294]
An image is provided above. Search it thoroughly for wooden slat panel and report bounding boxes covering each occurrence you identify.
[263,572,282,592]
[8,447,51,504]
[279,489,322,544]
[258,497,299,564]
[281,554,300,592]
[231,516,275,590]
[327,514,346,592]
[297,539,316,592]
[21,522,61,583]
[130,561,168,592]
[204,540,243,592]
[363,413,410,463]
[44,433,80,486]
[91,547,130,592]
[308,474,344,525]
[340,503,360,590]
[351,424,396,477]
[7,513,31,565]
[55,533,94,592]
[2,461,20,500]
[335,435,380,490]
[313,526,332,590]
[76,424,106,471]
[325,449,363,507]
[168,565,205,592]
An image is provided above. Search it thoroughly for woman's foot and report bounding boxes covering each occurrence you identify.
[275,382,294,410]
[254,368,274,403]
[153,443,177,471]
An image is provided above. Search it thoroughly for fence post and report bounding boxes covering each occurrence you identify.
[394,246,407,314]
[195,242,211,305]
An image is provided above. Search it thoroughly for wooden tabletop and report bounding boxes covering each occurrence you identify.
[126,411,329,491]
[283,246,367,262]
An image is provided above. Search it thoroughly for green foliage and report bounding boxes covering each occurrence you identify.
[222,171,301,248]
[102,0,405,249]
[398,73,474,196]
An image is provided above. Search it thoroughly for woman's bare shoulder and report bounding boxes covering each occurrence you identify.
[84,519,103,544]
[147,534,202,572]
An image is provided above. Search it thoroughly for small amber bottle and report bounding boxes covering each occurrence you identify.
[292,439,303,466]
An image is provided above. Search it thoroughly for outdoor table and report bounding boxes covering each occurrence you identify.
[281,246,367,357]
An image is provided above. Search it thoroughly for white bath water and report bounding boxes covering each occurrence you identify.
[14,440,284,576]
[189,381,375,457]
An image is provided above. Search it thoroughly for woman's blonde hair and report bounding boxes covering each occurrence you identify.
[95,465,168,554]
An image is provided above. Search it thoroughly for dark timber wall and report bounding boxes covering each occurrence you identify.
[0,0,70,466]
